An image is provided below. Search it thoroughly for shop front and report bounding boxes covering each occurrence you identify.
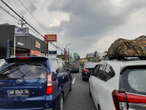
[0,24,48,58]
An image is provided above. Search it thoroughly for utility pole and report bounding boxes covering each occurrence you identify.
[67,48,69,62]
[1,0,64,55]
[13,34,16,57]
[20,18,25,28]
[14,19,25,57]
[6,40,10,58]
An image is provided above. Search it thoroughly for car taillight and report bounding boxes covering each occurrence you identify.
[112,90,146,110]
[84,69,89,72]
[46,73,54,94]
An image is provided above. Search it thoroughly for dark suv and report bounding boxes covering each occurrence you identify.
[0,56,72,110]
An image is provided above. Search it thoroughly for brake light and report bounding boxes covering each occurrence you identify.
[84,69,89,72]
[46,73,54,94]
[18,57,30,60]
[112,90,126,110]
[112,90,146,110]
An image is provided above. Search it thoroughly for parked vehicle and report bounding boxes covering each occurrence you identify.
[0,56,72,110]
[89,58,146,110]
[81,62,98,81]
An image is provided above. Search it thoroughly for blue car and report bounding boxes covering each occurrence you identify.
[0,56,72,110]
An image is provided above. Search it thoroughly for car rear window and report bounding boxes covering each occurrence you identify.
[120,66,146,94]
[0,62,46,80]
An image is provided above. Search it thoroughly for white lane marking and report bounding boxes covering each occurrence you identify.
[72,77,76,85]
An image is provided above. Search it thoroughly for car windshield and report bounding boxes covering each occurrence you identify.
[0,62,46,80]
[120,66,146,94]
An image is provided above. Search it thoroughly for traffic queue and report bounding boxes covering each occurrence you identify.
[1,35,146,110]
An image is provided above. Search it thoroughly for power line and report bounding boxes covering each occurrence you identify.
[50,42,64,51]
[0,0,64,52]
[1,0,44,38]
[17,1,63,51]
[0,5,18,21]
[18,0,41,27]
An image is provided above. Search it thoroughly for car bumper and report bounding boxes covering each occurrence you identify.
[82,75,89,80]
[82,73,90,77]
[0,95,57,110]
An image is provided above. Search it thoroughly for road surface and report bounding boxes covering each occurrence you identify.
[64,73,96,110]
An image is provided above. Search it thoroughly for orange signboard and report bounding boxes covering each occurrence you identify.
[44,34,57,42]
[30,50,41,56]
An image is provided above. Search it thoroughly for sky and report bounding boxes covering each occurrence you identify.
[1,0,146,57]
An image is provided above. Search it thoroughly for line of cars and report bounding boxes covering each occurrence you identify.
[89,58,146,110]
[0,56,72,110]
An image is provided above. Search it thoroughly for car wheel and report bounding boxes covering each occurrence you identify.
[89,84,91,97]
[89,90,91,97]
[98,105,101,110]
[82,77,85,81]
[54,94,64,110]
[69,82,72,92]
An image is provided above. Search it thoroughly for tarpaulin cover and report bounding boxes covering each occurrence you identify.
[107,35,146,58]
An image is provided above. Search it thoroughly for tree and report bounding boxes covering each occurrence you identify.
[73,53,80,61]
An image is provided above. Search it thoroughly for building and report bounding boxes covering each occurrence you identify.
[0,24,48,58]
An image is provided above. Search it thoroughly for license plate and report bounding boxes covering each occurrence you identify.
[7,89,29,97]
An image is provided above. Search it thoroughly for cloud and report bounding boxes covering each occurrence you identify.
[1,0,146,56]
[86,6,146,56]
[33,10,70,28]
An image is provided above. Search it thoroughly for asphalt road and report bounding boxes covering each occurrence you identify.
[64,73,96,110]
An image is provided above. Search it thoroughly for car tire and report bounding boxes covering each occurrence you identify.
[69,82,72,92]
[82,77,85,81]
[98,105,101,110]
[89,84,91,97]
[54,94,64,110]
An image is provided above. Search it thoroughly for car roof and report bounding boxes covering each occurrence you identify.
[97,60,146,73]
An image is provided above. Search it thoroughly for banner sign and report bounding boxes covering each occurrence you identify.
[44,34,57,42]
[30,50,41,56]
[15,27,29,36]
[49,51,57,55]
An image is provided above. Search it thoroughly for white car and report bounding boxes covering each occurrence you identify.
[89,59,146,110]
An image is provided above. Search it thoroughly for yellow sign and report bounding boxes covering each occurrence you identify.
[81,58,88,62]
[44,34,57,42]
